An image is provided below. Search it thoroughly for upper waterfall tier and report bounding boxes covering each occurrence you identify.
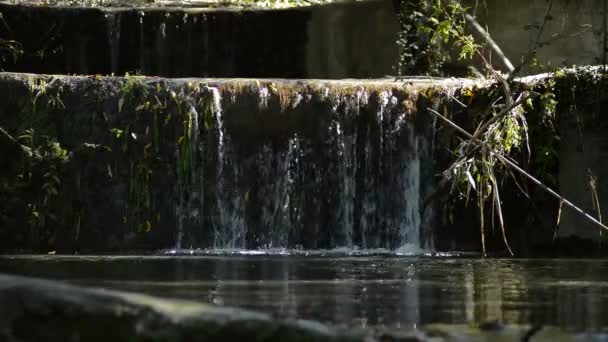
[0,0,399,78]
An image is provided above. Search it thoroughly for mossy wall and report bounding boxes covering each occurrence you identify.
[0,73,448,253]
[1,68,607,254]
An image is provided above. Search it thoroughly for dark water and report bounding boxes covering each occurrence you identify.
[1,254,607,332]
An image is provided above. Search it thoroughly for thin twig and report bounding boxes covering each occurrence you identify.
[507,0,554,82]
[553,200,564,242]
[465,13,514,72]
[490,170,514,256]
[441,89,468,108]
[470,93,537,142]
[428,107,608,233]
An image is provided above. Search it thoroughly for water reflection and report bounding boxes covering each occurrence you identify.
[0,255,607,331]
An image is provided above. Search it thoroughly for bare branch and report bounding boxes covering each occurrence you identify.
[428,107,608,233]
[465,13,514,72]
[507,0,554,82]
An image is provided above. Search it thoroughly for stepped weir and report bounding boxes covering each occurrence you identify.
[1,0,608,255]
[3,2,608,340]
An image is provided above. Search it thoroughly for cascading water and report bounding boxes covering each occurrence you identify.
[104,12,121,74]
[171,82,434,252]
[138,11,146,72]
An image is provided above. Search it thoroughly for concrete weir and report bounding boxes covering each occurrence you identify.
[1,0,608,254]
[0,73,481,252]
[1,69,608,254]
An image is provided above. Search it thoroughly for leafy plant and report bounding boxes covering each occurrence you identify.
[396,0,479,76]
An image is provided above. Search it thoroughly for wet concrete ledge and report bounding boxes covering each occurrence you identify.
[0,72,483,92]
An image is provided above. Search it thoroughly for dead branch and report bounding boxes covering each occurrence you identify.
[465,13,514,72]
[428,107,608,233]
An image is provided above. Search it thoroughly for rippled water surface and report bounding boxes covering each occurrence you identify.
[1,254,607,332]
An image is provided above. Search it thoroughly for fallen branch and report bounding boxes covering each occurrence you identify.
[421,93,536,211]
[428,107,608,233]
[469,92,537,143]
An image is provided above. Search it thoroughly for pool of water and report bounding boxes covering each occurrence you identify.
[1,254,607,332]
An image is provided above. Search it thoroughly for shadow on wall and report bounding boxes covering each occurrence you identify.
[465,0,606,74]
[0,0,399,78]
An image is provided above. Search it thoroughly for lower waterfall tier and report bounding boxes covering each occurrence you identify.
[2,69,608,255]
[0,74,470,252]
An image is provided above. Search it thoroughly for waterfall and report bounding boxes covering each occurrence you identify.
[208,86,246,249]
[104,12,121,74]
[138,11,146,73]
[169,82,432,252]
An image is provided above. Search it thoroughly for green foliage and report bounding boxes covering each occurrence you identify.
[447,99,528,206]
[0,77,72,247]
[111,77,220,236]
[26,145,67,229]
[396,0,479,75]
[0,13,23,70]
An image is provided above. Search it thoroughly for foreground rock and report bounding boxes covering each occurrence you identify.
[0,273,365,341]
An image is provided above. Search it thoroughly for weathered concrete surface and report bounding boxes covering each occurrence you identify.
[555,71,608,242]
[305,1,399,78]
[0,0,399,79]
[474,0,606,74]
